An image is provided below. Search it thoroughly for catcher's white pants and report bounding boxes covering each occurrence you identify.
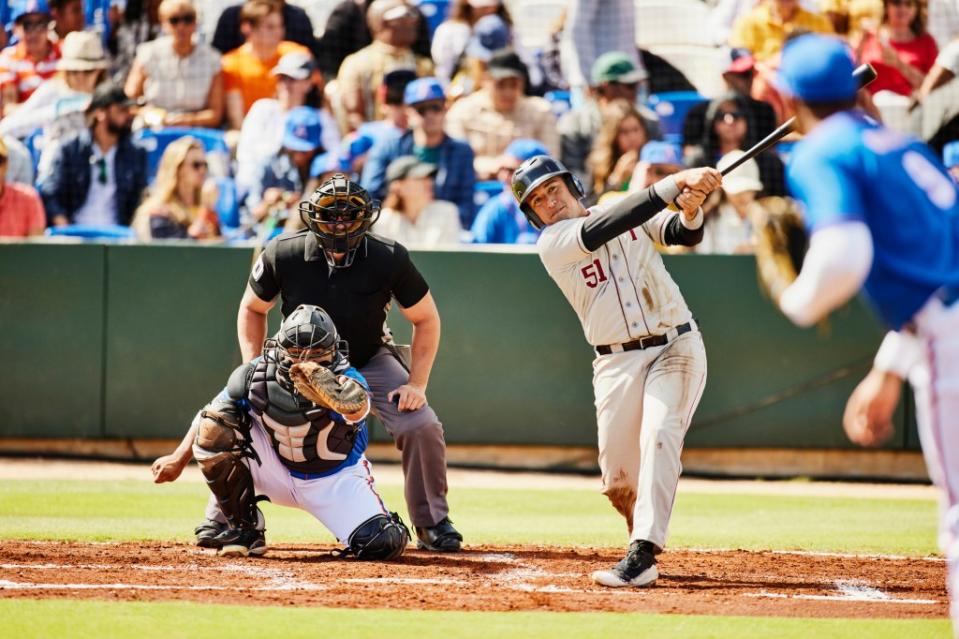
[592,329,707,550]
[204,418,390,545]
[909,296,959,636]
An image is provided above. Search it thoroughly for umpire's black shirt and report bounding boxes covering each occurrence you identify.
[249,230,430,368]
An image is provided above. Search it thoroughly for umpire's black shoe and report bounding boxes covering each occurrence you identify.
[214,527,267,557]
[194,519,227,549]
[414,517,463,552]
[591,540,658,587]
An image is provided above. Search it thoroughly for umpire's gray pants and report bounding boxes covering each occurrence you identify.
[360,346,450,529]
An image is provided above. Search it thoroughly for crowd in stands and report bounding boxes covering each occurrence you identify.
[0,0,958,254]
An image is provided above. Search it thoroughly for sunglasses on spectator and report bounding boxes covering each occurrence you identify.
[413,102,444,115]
[716,110,745,123]
[20,18,50,32]
[167,13,196,25]
[188,160,208,170]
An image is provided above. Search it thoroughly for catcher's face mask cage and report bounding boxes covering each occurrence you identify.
[510,155,583,230]
[298,173,380,269]
[265,305,349,383]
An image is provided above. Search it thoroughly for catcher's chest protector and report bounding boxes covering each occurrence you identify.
[247,360,357,474]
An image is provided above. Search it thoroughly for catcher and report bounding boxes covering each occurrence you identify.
[151,304,409,559]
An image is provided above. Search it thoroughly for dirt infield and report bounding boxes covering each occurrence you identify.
[0,541,946,618]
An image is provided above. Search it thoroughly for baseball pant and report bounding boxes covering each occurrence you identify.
[204,417,389,544]
[909,296,959,636]
[592,330,708,550]
[359,346,451,529]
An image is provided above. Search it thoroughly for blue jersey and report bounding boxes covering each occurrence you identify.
[787,111,959,329]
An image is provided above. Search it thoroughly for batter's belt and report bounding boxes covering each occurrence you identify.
[594,320,696,356]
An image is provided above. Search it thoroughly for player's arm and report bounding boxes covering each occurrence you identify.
[778,222,873,326]
[580,168,721,251]
[239,246,280,362]
[391,291,440,412]
[339,368,372,423]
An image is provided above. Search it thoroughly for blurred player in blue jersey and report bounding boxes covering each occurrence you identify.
[773,34,959,634]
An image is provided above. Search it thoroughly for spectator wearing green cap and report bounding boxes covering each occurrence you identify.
[558,50,661,193]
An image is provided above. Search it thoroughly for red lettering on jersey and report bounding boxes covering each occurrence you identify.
[628,228,638,241]
[581,259,608,288]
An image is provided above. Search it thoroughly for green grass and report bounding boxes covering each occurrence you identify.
[1,600,951,639]
[0,479,940,555]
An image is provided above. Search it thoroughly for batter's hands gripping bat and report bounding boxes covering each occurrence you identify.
[719,63,878,177]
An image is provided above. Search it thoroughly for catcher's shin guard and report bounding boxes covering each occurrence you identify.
[192,404,260,531]
[343,512,410,560]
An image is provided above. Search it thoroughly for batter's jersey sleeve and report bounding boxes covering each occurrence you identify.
[248,241,280,302]
[537,217,590,271]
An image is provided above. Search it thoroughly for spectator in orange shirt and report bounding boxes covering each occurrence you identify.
[0,137,46,237]
[221,0,311,130]
[0,0,62,115]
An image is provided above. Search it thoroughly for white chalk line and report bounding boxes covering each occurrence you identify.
[744,579,940,606]
[0,579,327,592]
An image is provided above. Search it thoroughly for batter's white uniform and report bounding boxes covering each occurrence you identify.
[538,205,708,549]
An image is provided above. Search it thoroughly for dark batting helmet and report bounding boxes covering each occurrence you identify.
[299,174,380,268]
[265,304,349,386]
[510,155,585,230]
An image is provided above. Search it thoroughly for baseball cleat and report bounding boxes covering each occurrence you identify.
[414,517,463,552]
[214,528,267,557]
[591,540,658,588]
[194,519,228,549]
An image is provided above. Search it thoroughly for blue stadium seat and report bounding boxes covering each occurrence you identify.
[646,91,708,143]
[410,0,450,39]
[544,90,572,118]
[133,127,231,183]
[45,224,135,240]
[474,180,504,208]
[21,127,43,175]
[214,176,240,229]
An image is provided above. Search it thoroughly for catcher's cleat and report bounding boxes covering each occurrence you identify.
[194,519,227,549]
[215,528,267,557]
[414,517,463,552]
[591,540,658,588]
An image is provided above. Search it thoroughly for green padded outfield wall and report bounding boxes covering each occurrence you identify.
[0,243,912,449]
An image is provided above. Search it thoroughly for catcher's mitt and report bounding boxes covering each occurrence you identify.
[289,362,368,415]
[750,196,808,302]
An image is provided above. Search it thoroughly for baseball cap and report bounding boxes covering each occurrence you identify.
[386,156,438,183]
[11,0,51,23]
[504,139,549,163]
[722,47,755,75]
[487,49,526,80]
[404,77,445,105]
[777,34,857,102]
[717,150,763,194]
[382,3,417,21]
[943,141,959,170]
[282,107,323,153]
[310,151,350,178]
[590,51,648,86]
[87,82,135,111]
[271,51,314,80]
[465,14,510,62]
[640,141,684,167]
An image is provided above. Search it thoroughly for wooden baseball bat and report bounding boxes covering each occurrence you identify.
[719,63,878,177]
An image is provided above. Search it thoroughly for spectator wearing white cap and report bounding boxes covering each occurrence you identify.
[697,149,764,254]
[124,0,224,129]
[235,51,340,199]
[376,155,462,246]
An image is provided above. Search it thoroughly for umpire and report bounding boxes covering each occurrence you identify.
[236,173,462,552]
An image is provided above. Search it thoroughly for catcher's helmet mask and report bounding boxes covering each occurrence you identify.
[265,304,349,391]
[510,155,585,230]
[299,173,380,269]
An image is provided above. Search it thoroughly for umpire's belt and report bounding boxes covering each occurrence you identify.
[594,321,695,356]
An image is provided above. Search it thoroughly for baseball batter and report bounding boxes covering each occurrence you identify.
[771,35,959,634]
[511,155,722,586]
[152,304,409,560]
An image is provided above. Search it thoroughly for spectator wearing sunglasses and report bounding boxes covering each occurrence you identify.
[132,136,220,240]
[361,77,476,226]
[124,0,224,129]
[38,82,148,228]
[686,92,787,196]
[0,0,62,115]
